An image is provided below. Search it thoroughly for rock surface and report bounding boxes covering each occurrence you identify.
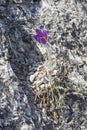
[0,0,87,130]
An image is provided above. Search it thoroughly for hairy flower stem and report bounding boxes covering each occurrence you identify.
[47,46,52,67]
[46,43,52,66]
[46,43,54,91]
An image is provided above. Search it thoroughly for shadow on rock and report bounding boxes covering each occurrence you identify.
[6,0,44,82]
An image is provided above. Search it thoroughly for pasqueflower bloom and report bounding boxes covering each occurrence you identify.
[33,29,48,44]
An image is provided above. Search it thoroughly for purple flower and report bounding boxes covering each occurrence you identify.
[33,29,48,44]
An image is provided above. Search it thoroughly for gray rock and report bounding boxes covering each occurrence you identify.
[0,0,87,130]
[13,0,23,4]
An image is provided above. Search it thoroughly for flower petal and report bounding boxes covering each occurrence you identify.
[33,28,48,44]
[36,29,43,36]
[33,35,41,43]
[43,30,48,40]
[40,38,47,44]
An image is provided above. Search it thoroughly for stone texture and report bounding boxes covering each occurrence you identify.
[0,0,87,130]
